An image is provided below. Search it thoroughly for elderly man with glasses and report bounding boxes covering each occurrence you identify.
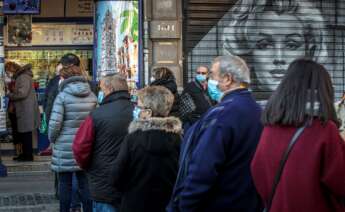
[168,55,263,212]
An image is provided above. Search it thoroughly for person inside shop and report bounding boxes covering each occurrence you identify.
[179,65,215,131]
[48,64,97,212]
[5,61,22,160]
[112,86,181,212]
[8,62,40,162]
[150,67,180,117]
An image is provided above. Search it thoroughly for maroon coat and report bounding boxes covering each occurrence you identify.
[251,119,345,212]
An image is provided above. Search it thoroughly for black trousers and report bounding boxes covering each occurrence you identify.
[18,131,33,157]
[8,113,20,145]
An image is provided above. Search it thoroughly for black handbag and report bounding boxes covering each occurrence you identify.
[263,125,306,212]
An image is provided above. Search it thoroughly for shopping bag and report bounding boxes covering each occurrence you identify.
[39,112,48,135]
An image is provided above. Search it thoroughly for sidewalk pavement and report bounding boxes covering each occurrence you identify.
[0,156,59,212]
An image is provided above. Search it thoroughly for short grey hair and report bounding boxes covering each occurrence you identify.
[138,86,174,117]
[213,55,250,84]
[100,74,128,92]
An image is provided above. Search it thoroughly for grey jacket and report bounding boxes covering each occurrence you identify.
[49,76,97,173]
[9,64,40,133]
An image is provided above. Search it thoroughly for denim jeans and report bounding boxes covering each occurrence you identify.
[58,171,92,212]
[71,173,81,209]
[93,201,117,212]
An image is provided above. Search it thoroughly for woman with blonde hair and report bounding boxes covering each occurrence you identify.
[112,86,182,212]
[222,0,329,100]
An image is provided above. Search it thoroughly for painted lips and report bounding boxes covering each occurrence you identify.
[269,69,286,79]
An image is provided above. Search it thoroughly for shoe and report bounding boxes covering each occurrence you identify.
[16,155,33,162]
[39,147,52,156]
[13,154,23,161]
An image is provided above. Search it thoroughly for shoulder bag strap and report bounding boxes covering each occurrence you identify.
[266,125,306,211]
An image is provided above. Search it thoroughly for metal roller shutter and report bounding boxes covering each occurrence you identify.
[184,0,345,101]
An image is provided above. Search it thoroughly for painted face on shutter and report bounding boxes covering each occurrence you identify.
[249,11,306,92]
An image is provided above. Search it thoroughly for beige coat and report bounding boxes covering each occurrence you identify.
[9,64,40,133]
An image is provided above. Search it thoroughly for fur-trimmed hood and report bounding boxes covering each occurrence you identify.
[14,64,33,79]
[129,117,182,134]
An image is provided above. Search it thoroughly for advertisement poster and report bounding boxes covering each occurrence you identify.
[7,15,32,46]
[94,0,139,90]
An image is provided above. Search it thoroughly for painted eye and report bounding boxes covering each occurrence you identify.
[256,39,273,50]
[285,41,302,50]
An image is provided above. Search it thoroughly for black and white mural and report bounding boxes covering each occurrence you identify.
[186,0,345,100]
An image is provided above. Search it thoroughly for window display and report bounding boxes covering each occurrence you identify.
[5,49,93,89]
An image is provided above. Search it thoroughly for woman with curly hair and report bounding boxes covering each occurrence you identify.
[221,0,329,100]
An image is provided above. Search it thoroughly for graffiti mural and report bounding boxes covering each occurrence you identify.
[187,0,344,101]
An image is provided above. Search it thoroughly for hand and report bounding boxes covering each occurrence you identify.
[340,131,345,141]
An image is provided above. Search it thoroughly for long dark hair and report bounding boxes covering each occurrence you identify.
[262,58,339,127]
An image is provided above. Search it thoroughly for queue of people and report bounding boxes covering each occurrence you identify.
[4,52,345,212]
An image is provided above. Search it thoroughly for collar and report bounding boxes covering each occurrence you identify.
[129,116,182,134]
[221,88,250,102]
[194,80,207,91]
[14,64,32,78]
[101,90,130,105]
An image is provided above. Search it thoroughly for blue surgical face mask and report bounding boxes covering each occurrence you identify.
[97,91,105,104]
[195,74,207,83]
[208,79,224,102]
[133,106,141,120]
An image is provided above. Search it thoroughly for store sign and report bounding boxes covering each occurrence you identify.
[66,0,94,17]
[150,21,179,39]
[31,24,93,45]
[3,0,40,14]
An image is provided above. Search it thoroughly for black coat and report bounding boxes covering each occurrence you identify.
[112,117,182,212]
[87,91,134,206]
[43,75,60,123]
[181,81,214,125]
[151,77,180,117]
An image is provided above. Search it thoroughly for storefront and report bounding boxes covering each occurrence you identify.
[3,0,93,99]
[0,0,142,153]
[183,0,345,101]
